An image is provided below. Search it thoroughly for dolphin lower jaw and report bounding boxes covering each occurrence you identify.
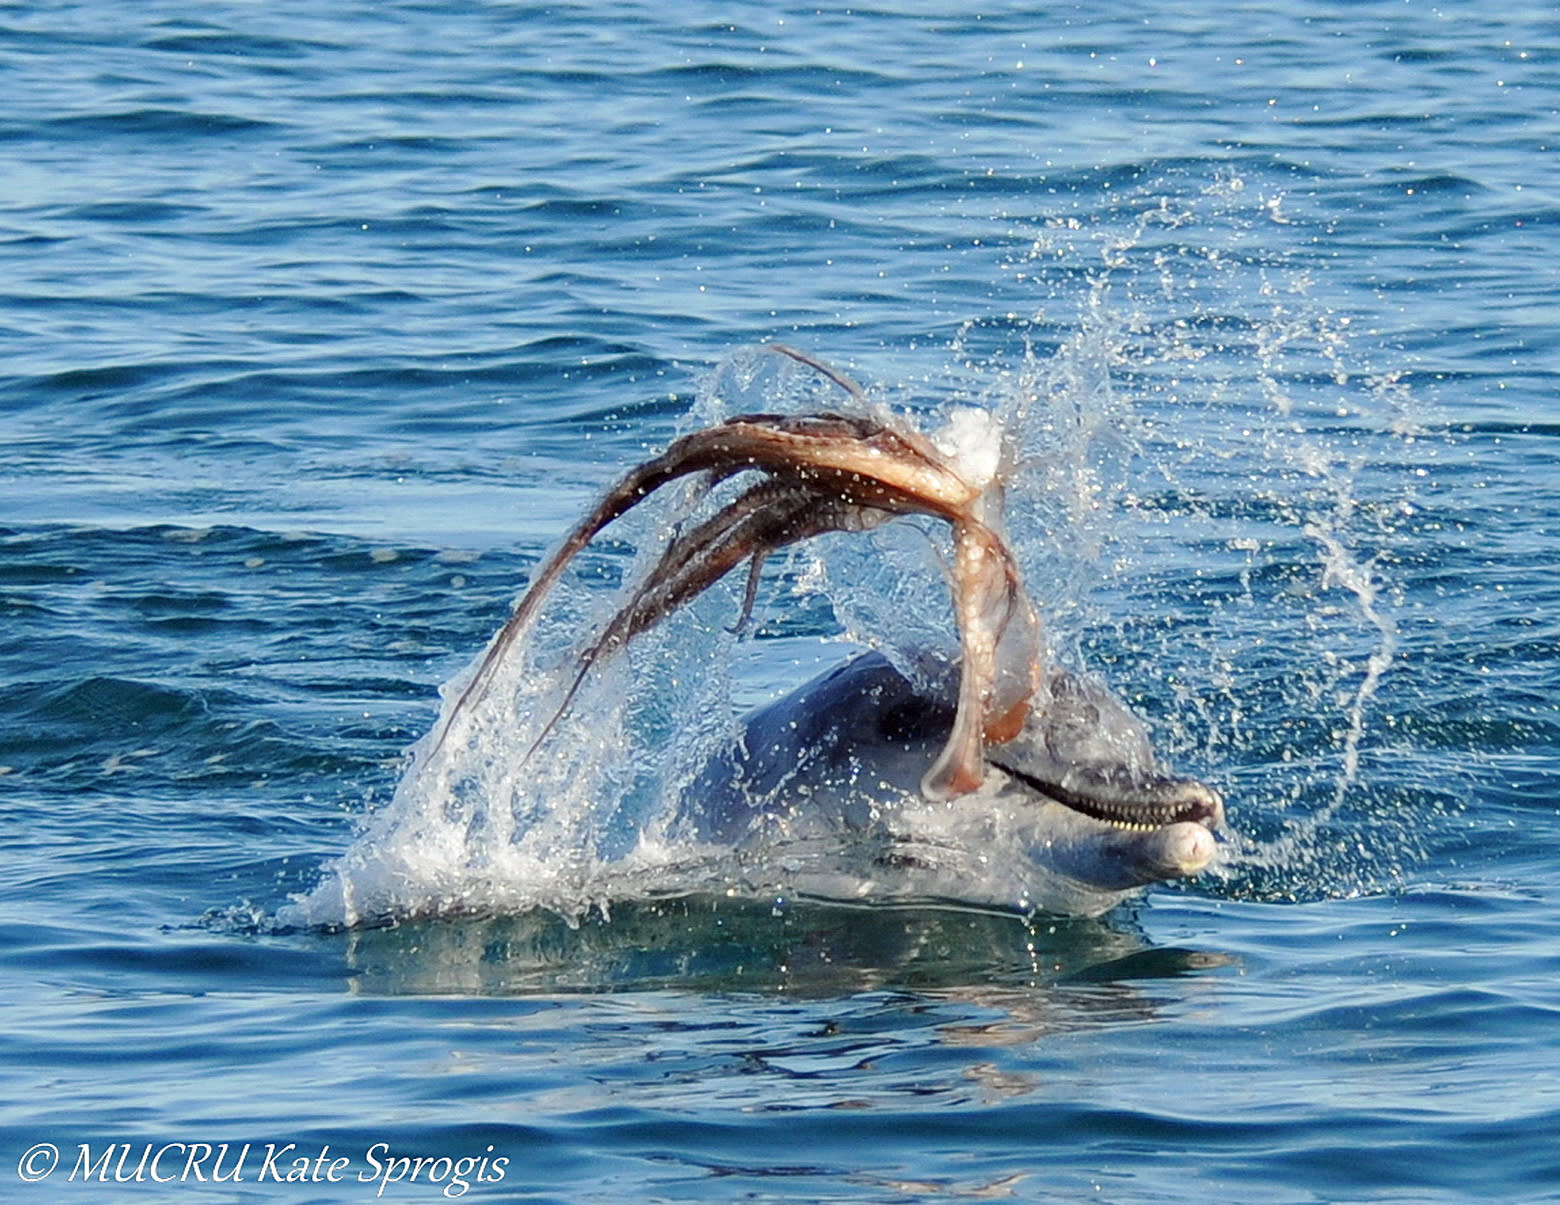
[1008,807,1221,898]
[1141,821,1220,878]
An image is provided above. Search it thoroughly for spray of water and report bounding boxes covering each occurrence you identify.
[963,168,1438,898]
[282,168,1437,928]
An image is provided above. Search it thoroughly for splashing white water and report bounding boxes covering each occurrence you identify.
[971,167,1426,895]
[284,170,1429,927]
[281,351,1028,929]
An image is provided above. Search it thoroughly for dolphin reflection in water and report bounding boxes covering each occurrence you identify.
[433,345,1224,918]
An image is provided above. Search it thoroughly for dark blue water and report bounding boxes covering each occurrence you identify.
[4,2,1559,1201]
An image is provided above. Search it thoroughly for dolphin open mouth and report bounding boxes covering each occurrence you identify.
[989,759,1225,833]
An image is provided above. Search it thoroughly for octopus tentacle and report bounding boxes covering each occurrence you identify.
[919,517,1042,798]
[430,346,1044,801]
[521,482,890,762]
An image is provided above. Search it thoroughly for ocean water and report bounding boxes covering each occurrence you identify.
[3,1,1559,1201]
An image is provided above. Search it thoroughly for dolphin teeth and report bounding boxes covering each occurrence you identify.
[991,758,1222,832]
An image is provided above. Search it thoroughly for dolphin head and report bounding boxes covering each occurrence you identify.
[687,651,1224,916]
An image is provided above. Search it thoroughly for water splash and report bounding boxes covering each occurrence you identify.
[795,168,1434,899]
[284,168,1438,927]
[970,167,1437,898]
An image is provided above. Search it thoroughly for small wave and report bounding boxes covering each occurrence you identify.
[46,108,284,137]
[142,32,333,60]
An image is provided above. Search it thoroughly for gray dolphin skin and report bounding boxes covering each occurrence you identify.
[683,652,1224,917]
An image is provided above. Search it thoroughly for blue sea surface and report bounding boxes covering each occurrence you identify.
[3,2,1560,1201]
